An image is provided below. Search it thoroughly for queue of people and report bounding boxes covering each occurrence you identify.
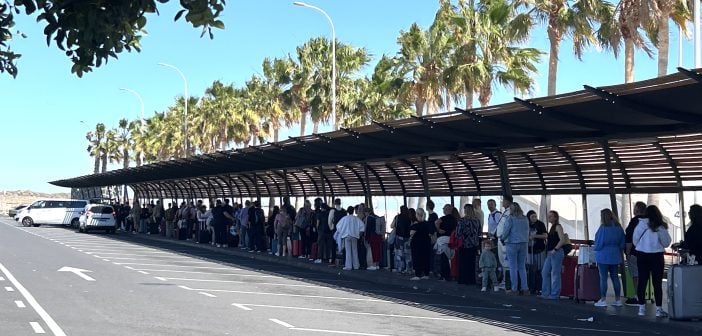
[116,194,702,319]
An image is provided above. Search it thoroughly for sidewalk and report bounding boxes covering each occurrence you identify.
[118,232,702,333]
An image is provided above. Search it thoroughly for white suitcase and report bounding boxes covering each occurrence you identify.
[668,264,702,320]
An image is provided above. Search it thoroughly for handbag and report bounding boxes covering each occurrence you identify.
[562,233,573,255]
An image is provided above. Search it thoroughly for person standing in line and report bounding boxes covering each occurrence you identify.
[679,204,702,259]
[479,240,500,292]
[274,206,292,256]
[212,200,236,248]
[283,197,296,223]
[495,196,513,289]
[315,203,333,264]
[296,200,314,259]
[526,210,548,295]
[633,205,672,318]
[164,203,175,238]
[473,198,484,231]
[238,200,251,250]
[410,208,435,280]
[434,204,458,281]
[196,204,208,243]
[500,202,530,295]
[336,206,365,270]
[392,206,412,273]
[541,210,566,300]
[329,199,347,265]
[267,206,280,254]
[426,200,439,276]
[624,201,647,305]
[248,201,266,253]
[140,203,150,234]
[594,208,626,307]
[153,200,165,235]
[456,204,482,285]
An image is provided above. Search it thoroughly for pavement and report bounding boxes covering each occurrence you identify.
[1,216,700,336]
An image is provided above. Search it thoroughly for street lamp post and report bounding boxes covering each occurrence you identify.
[158,62,189,157]
[293,1,336,130]
[119,88,145,165]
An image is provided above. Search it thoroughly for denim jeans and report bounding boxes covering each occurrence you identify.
[541,249,565,298]
[240,225,249,249]
[598,263,621,300]
[506,242,528,291]
[394,237,411,272]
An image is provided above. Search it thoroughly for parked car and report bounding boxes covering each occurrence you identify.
[17,199,88,227]
[7,205,26,218]
[78,204,116,234]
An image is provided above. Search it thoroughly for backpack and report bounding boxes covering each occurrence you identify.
[294,209,309,228]
[374,216,386,235]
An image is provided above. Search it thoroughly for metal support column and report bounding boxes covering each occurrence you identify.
[602,141,619,217]
[363,164,373,209]
[679,191,687,235]
[582,194,589,240]
[319,166,328,204]
[495,151,512,195]
[420,156,431,204]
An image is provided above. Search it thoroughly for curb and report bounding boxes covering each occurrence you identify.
[116,233,702,333]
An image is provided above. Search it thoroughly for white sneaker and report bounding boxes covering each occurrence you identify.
[638,305,646,316]
[481,287,487,292]
[275,253,281,257]
[367,266,378,271]
[314,259,322,264]
[342,267,352,271]
[594,299,608,307]
[494,287,500,292]
[421,276,430,280]
[655,307,668,318]
[612,300,623,307]
[410,277,421,281]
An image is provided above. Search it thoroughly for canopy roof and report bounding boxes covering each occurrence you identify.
[51,68,702,198]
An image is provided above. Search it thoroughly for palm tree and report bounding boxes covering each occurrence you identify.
[516,0,615,94]
[115,119,132,169]
[86,123,106,173]
[103,129,121,173]
[128,120,146,166]
[616,0,657,83]
[654,0,690,76]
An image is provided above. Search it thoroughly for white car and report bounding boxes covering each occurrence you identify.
[17,199,88,227]
[78,204,117,234]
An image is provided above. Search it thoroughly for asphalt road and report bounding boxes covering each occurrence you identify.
[0,216,694,335]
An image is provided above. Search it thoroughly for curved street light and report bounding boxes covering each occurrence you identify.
[158,62,189,157]
[293,1,337,131]
[119,88,146,165]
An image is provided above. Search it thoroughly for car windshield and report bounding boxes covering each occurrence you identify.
[89,206,114,214]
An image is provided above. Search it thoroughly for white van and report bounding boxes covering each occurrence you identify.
[17,199,89,227]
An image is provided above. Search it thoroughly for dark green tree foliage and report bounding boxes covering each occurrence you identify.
[0,0,226,78]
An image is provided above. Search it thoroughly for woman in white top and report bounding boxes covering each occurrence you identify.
[632,205,672,318]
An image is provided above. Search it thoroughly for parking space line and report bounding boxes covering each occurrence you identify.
[0,276,5,280]
[91,257,214,263]
[15,300,26,308]
[113,263,236,270]
[128,269,280,278]
[179,286,389,302]
[138,271,150,275]
[290,327,391,336]
[269,318,295,328]
[199,292,217,298]
[231,303,475,323]
[29,322,46,334]
[0,262,67,336]
[232,303,253,311]
[157,277,323,288]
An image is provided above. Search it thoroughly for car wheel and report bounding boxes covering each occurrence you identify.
[21,217,34,227]
[71,218,79,228]
[84,227,89,234]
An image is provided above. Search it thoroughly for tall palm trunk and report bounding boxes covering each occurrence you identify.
[478,81,492,107]
[93,156,100,174]
[122,149,129,169]
[547,30,561,96]
[273,127,279,143]
[624,39,635,83]
[657,17,670,77]
[465,89,474,109]
[313,120,320,134]
[299,112,307,136]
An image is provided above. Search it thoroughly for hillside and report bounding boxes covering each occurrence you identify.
[0,190,71,212]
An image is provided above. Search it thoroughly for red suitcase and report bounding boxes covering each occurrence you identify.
[560,256,577,298]
[575,264,601,303]
[310,243,319,260]
[292,240,301,257]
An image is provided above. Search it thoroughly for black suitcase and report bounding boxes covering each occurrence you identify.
[197,223,210,244]
[148,222,159,234]
[358,239,368,269]
[227,233,239,248]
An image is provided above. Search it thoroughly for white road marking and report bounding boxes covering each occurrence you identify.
[89,252,181,257]
[516,324,641,334]
[154,277,167,281]
[113,263,236,270]
[102,259,111,262]
[230,303,476,323]
[29,322,46,334]
[180,286,389,302]
[199,292,217,298]
[91,257,214,263]
[129,268,279,278]
[15,300,26,308]
[85,251,170,255]
[157,277,321,288]
[269,318,295,328]
[0,276,4,280]
[0,263,67,336]
[138,271,150,275]
[57,267,96,281]
[5,286,15,292]
[232,303,253,311]
[290,327,390,336]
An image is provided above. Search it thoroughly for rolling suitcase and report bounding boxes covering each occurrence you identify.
[358,239,368,269]
[292,240,301,257]
[197,222,210,244]
[560,256,577,298]
[310,243,319,260]
[668,264,702,320]
[575,264,601,303]
[527,251,544,295]
[271,238,278,255]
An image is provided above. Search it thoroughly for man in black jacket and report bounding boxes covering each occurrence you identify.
[248,201,266,253]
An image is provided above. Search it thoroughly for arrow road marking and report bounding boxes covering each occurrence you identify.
[57,267,95,281]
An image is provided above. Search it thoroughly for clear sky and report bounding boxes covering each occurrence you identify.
[0,0,694,193]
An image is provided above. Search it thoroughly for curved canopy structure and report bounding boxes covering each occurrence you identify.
[51,68,702,200]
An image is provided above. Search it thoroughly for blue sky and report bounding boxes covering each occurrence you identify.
[0,0,694,193]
